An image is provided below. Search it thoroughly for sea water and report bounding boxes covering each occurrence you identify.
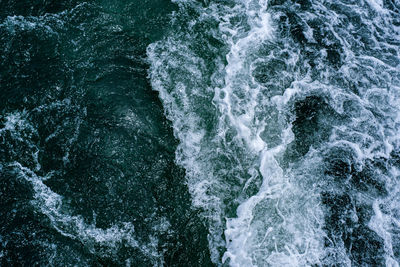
[1,0,400,266]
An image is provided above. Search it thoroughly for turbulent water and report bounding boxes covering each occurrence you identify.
[1,0,400,266]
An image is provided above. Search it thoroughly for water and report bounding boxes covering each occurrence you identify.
[0,1,211,266]
[1,0,400,266]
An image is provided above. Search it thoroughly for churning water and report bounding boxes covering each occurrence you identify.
[1,0,400,266]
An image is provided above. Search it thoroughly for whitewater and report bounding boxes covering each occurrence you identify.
[148,0,400,265]
[1,0,400,265]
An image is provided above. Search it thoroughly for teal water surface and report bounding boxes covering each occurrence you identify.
[2,0,400,266]
[1,1,212,265]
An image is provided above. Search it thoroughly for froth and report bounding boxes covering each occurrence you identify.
[148,0,400,265]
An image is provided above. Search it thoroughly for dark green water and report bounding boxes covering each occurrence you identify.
[0,1,212,266]
[1,0,400,266]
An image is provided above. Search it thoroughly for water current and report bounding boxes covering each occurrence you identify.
[1,0,400,266]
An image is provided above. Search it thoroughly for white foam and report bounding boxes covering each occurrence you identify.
[366,0,385,13]
[215,1,330,265]
[148,35,226,262]
[147,0,327,264]
[147,0,400,265]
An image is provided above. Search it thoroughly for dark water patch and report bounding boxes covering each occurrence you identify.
[0,17,67,111]
[0,0,81,19]
[284,95,339,162]
[0,1,213,265]
[269,1,344,69]
[252,58,293,98]
[321,145,395,265]
[321,192,386,266]
[351,159,388,196]
[324,147,387,196]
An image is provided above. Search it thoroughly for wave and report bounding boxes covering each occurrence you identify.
[148,0,400,265]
